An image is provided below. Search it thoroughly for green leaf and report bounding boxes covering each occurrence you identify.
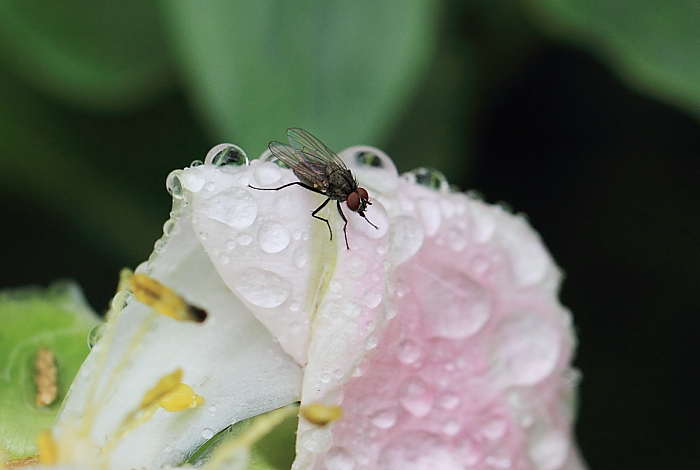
[160,0,440,156]
[523,0,700,118]
[0,0,173,111]
[0,281,100,459]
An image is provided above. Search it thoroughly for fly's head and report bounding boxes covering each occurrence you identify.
[347,187,371,215]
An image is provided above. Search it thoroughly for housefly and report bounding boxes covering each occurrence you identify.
[249,128,378,249]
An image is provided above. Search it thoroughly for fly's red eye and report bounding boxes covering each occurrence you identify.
[357,187,369,201]
[347,191,361,211]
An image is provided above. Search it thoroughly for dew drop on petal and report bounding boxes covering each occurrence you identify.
[371,408,398,429]
[205,143,248,166]
[203,189,258,229]
[398,377,433,417]
[481,418,508,440]
[253,162,283,185]
[201,428,214,440]
[362,289,382,308]
[436,393,460,410]
[258,222,291,253]
[294,248,308,268]
[87,323,106,349]
[208,404,217,413]
[180,168,206,192]
[442,420,461,436]
[324,446,354,470]
[301,428,333,453]
[353,358,370,377]
[389,216,425,265]
[414,267,491,339]
[528,428,569,470]
[492,313,560,386]
[166,170,183,199]
[164,445,173,453]
[397,339,422,364]
[236,268,291,308]
[237,232,253,245]
[417,200,442,237]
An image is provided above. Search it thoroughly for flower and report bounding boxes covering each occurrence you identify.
[50,139,586,470]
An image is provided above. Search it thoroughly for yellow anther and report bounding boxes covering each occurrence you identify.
[129,273,207,323]
[159,383,204,412]
[34,348,58,407]
[37,431,57,465]
[140,369,183,409]
[300,403,343,426]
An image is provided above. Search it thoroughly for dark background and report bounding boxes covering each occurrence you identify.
[1,4,698,470]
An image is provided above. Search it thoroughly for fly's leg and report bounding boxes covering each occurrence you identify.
[311,198,333,241]
[249,181,326,196]
[336,201,350,250]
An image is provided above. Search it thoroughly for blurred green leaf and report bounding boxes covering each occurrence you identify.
[0,281,100,459]
[0,0,173,111]
[160,0,440,156]
[523,0,700,118]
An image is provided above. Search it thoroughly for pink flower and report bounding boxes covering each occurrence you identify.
[52,137,585,470]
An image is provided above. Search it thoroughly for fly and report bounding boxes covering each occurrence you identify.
[249,128,378,249]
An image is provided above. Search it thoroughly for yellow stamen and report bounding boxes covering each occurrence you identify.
[140,369,184,409]
[128,272,207,323]
[300,403,343,426]
[34,348,58,407]
[4,457,39,469]
[159,383,204,412]
[37,431,57,465]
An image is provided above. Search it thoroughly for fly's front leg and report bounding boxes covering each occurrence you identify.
[336,201,350,250]
[312,198,333,240]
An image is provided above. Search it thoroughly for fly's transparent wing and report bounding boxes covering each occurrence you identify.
[286,128,349,172]
[268,140,329,190]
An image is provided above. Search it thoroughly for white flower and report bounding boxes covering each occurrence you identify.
[51,136,586,470]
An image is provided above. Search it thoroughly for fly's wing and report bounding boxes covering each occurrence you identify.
[286,128,350,173]
[268,140,329,190]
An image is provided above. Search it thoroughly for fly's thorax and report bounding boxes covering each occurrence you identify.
[326,168,357,201]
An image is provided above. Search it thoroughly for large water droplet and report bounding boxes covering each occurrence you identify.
[180,168,206,192]
[324,446,354,470]
[414,266,491,339]
[202,188,258,229]
[166,170,184,199]
[87,323,106,349]
[301,428,332,453]
[236,268,291,308]
[398,377,433,417]
[397,339,421,364]
[492,312,560,386]
[417,200,442,237]
[370,408,397,429]
[205,143,249,166]
[403,168,449,193]
[389,216,425,265]
[258,222,291,253]
[254,162,283,185]
[201,428,214,440]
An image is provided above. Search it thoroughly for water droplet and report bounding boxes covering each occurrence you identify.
[397,339,421,364]
[389,216,425,265]
[289,301,300,312]
[498,217,550,286]
[353,150,384,168]
[370,408,397,429]
[353,358,370,377]
[333,369,343,379]
[329,281,342,293]
[237,232,253,245]
[403,167,449,192]
[236,268,291,308]
[153,238,166,254]
[190,159,204,167]
[111,290,132,312]
[164,445,173,453]
[292,230,302,240]
[202,188,258,229]
[492,312,560,386]
[436,393,460,410]
[362,289,382,308]
[414,266,491,339]
[398,377,433,417]
[204,181,216,192]
[294,248,308,268]
[320,373,331,383]
[442,420,461,436]
[166,170,184,199]
[254,162,284,186]
[301,428,332,453]
[162,219,176,236]
[180,168,206,192]
[205,143,249,166]
[481,418,507,440]
[365,336,378,350]
[258,222,291,253]
[340,301,362,318]
[417,200,442,237]
[528,427,569,470]
[202,428,214,440]
[325,446,354,470]
[87,324,106,349]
